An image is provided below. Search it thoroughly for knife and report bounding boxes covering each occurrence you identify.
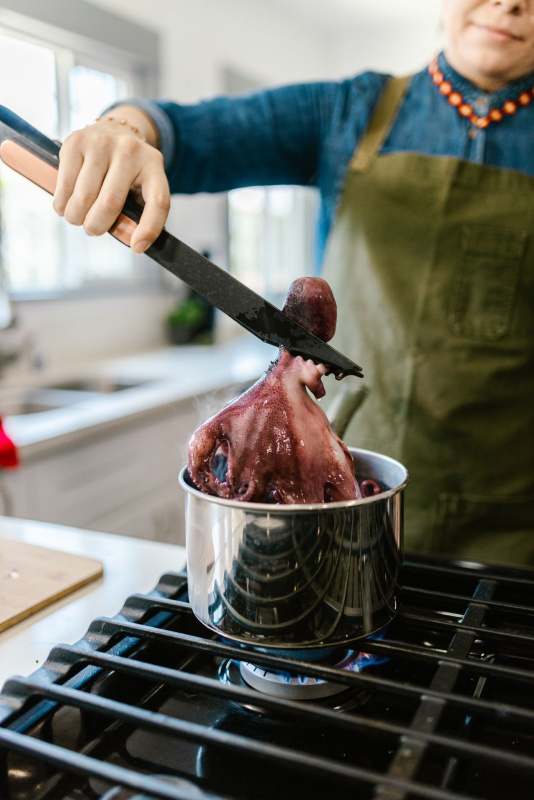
[0,106,363,379]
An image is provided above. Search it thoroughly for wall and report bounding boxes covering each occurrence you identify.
[4,0,443,378]
[320,9,443,79]
[85,0,329,97]
[10,291,173,376]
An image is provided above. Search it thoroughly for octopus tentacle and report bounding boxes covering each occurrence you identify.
[188,422,233,498]
[187,277,367,505]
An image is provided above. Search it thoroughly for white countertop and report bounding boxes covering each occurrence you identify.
[0,340,270,686]
[0,516,186,689]
[3,338,273,460]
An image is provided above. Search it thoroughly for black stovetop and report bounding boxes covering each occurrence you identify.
[0,555,533,800]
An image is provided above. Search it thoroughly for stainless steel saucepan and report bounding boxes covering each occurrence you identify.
[179,420,408,649]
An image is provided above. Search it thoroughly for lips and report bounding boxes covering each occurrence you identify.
[475,22,523,41]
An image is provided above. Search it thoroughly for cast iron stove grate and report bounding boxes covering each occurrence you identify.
[0,556,533,800]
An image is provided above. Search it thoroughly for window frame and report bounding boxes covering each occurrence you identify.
[0,0,161,301]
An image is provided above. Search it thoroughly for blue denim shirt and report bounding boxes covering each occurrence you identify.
[121,52,534,262]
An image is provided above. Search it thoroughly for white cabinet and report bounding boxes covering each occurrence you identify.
[1,337,270,544]
[87,483,184,544]
[2,393,215,546]
[0,468,29,519]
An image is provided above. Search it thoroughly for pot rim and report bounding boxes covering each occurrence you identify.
[178,446,409,513]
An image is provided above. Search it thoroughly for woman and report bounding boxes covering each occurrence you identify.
[53,0,534,565]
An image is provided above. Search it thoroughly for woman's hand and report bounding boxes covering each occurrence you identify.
[52,105,171,253]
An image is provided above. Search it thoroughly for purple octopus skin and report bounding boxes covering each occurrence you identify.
[188,277,368,504]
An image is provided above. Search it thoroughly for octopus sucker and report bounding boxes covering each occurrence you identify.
[187,277,366,504]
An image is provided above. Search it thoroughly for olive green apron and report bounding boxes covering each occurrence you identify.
[322,76,534,566]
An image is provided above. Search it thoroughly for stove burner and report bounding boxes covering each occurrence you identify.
[220,649,389,700]
[239,659,346,699]
[99,775,206,800]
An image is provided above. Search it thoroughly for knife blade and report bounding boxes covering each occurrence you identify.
[0,105,363,379]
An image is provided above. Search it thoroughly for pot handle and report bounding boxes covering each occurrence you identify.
[327,383,369,439]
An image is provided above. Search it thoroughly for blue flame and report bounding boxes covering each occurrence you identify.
[337,649,389,673]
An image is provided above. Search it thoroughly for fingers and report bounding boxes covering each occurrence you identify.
[53,128,170,251]
[130,160,170,252]
[63,152,111,228]
[81,153,132,236]
[53,133,85,217]
[81,149,170,249]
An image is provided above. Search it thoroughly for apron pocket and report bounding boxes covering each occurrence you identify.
[447,226,527,341]
[435,491,534,566]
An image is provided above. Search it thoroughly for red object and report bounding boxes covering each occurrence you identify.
[0,417,20,468]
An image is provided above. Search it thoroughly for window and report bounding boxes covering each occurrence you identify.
[223,68,318,305]
[228,186,317,306]
[0,5,158,298]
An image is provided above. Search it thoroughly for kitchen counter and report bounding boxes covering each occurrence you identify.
[0,338,274,547]
[0,515,186,688]
[3,337,273,461]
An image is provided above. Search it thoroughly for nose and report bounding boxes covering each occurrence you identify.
[491,0,528,12]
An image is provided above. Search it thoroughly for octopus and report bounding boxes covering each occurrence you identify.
[188,276,380,504]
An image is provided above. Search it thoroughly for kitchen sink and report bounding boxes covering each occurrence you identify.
[0,378,152,417]
[0,387,97,417]
[46,377,149,393]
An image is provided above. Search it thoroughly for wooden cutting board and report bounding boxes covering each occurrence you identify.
[0,537,103,632]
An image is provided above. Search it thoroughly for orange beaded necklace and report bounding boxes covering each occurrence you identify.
[428,57,533,129]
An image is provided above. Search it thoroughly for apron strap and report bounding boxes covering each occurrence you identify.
[350,75,412,172]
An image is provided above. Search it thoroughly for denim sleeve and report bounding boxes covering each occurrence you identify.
[154,82,356,194]
[102,73,389,232]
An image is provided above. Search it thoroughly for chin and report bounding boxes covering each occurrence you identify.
[456,28,533,85]
[464,51,528,88]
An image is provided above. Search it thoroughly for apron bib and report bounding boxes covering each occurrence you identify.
[322,77,534,565]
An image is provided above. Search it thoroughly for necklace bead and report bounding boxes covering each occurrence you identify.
[428,58,532,130]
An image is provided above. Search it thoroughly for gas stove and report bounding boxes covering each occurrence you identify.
[0,555,533,800]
